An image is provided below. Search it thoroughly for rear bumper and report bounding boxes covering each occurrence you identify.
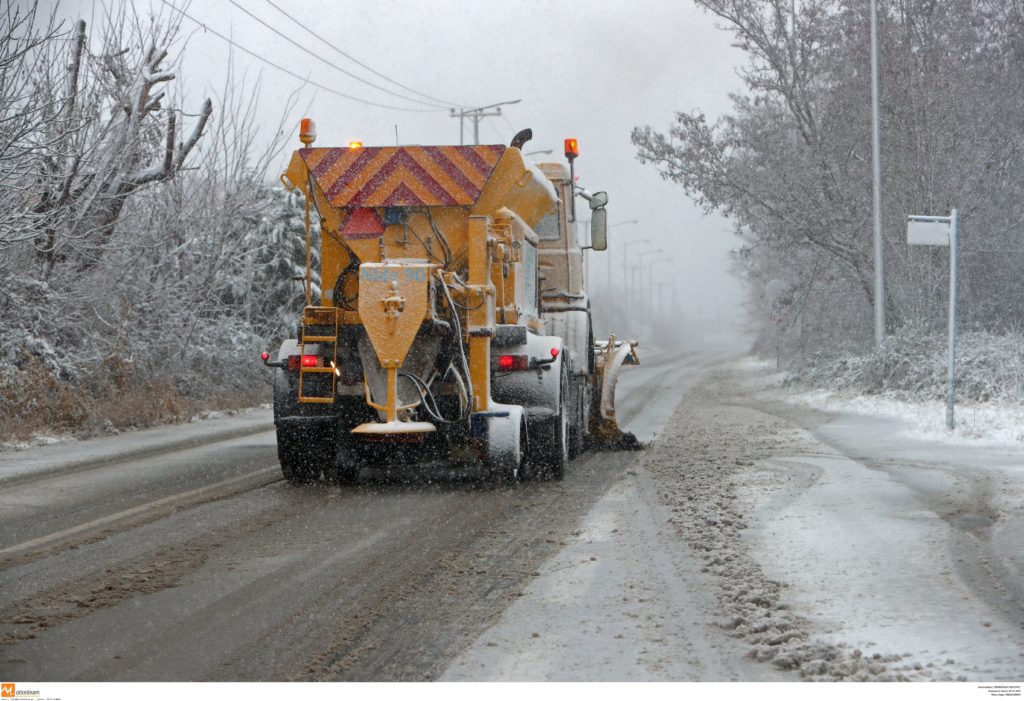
[274,415,336,430]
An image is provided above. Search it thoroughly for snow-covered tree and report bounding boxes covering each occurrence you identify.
[634,0,1024,362]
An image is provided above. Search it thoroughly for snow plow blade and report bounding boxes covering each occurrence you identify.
[590,336,642,450]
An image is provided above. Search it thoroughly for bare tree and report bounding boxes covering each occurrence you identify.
[634,0,1024,361]
[6,2,213,277]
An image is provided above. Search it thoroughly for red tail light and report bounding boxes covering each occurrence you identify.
[497,355,529,371]
[287,354,319,370]
[260,351,270,361]
[550,348,559,358]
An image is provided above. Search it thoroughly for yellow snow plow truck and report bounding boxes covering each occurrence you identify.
[263,121,639,484]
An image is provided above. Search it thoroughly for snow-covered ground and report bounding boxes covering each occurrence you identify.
[740,359,1024,680]
[744,355,1024,447]
[0,407,273,485]
[791,390,1024,446]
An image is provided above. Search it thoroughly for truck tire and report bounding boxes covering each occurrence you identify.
[277,424,335,485]
[548,403,568,481]
[568,379,588,459]
[534,364,569,481]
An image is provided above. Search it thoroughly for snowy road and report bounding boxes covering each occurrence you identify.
[0,350,712,681]
[2,354,1021,682]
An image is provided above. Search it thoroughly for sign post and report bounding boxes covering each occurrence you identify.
[907,210,959,429]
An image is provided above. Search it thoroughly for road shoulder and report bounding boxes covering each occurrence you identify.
[642,360,1022,681]
[0,407,273,486]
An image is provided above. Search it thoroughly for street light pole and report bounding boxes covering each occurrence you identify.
[622,238,650,330]
[649,259,674,321]
[603,220,640,334]
[634,249,663,327]
[870,0,885,345]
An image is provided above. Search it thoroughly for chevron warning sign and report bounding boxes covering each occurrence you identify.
[300,145,506,208]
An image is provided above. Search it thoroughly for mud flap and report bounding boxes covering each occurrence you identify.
[471,403,525,478]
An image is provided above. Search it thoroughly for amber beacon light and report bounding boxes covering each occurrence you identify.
[299,117,317,146]
[564,138,579,160]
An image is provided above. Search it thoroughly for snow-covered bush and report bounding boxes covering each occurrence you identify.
[795,330,1024,403]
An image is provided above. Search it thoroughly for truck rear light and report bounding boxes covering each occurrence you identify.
[497,354,529,371]
[286,355,318,370]
[260,351,270,361]
[550,348,559,358]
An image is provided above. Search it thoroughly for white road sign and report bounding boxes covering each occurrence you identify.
[907,218,951,246]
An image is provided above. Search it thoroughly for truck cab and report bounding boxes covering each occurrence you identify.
[531,161,607,456]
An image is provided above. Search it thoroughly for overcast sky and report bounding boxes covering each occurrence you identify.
[44,0,750,343]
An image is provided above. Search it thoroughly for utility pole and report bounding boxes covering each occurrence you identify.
[450,100,521,145]
[870,0,885,345]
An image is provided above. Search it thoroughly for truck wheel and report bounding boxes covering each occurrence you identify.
[276,425,334,485]
[548,406,568,481]
[542,366,570,481]
[568,380,588,459]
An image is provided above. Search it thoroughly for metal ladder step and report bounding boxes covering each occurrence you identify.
[299,305,342,404]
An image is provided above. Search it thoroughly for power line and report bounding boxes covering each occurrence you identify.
[261,0,468,110]
[500,111,518,134]
[484,117,507,145]
[159,0,444,113]
[225,0,450,109]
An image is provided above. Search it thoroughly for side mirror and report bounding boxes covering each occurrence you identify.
[588,191,609,210]
[590,207,608,251]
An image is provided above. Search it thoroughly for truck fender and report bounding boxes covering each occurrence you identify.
[473,402,525,477]
[490,333,565,422]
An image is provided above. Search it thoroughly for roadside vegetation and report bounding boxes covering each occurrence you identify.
[0,3,309,442]
[633,0,1024,402]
